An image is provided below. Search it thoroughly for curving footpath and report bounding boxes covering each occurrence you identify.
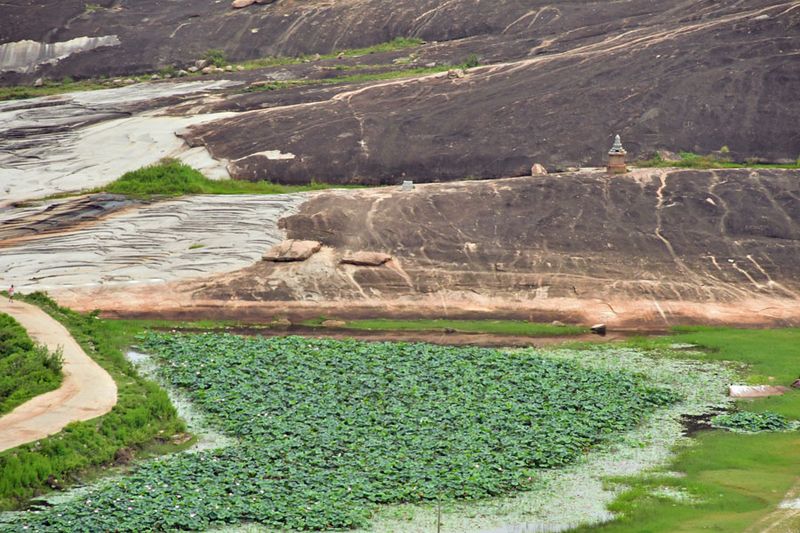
[0,299,117,452]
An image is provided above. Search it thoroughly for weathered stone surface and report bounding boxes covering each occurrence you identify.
[728,385,790,398]
[0,194,308,291]
[1,1,796,182]
[263,240,322,262]
[194,168,800,327]
[321,319,347,328]
[340,251,392,266]
[0,80,238,205]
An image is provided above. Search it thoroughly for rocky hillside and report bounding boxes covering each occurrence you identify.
[1,0,798,183]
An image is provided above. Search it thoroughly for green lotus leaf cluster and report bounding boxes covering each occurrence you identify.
[12,334,677,531]
[712,411,792,433]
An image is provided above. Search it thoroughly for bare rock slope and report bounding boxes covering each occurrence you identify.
[192,168,800,327]
[1,1,798,181]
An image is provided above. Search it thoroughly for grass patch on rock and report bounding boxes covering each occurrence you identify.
[636,151,800,169]
[10,334,676,531]
[0,293,185,511]
[93,159,339,198]
[0,313,62,415]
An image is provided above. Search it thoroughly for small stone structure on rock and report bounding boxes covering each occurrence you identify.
[401,180,415,191]
[606,134,627,174]
[263,240,321,262]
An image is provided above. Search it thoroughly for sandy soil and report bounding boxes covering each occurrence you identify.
[0,299,117,452]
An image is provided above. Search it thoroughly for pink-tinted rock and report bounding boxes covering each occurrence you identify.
[231,0,255,9]
[728,385,790,398]
[340,251,392,266]
[263,240,321,262]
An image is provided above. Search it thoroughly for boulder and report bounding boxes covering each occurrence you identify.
[194,59,208,69]
[201,66,213,74]
[270,318,292,328]
[447,69,465,79]
[321,319,347,328]
[187,66,199,73]
[263,240,322,262]
[177,69,189,77]
[728,385,790,398]
[33,77,44,87]
[232,0,256,8]
[531,163,548,176]
[340,251,392,266]
[590,323,606,335]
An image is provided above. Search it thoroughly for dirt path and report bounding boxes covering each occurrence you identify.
[0,299,117,452]
[746,480,800,533]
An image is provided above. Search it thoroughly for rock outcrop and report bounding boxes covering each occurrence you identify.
[263,240,322,262]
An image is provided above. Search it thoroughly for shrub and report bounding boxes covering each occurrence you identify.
[203,49,227,67]
[712,411,792,433]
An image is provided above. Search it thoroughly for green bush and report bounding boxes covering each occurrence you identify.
[463,53,480,68]
[712,411,792,433]
[0,314,62,415]
[203,49,227,67]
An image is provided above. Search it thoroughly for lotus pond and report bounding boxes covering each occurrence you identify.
[8,334,679,532]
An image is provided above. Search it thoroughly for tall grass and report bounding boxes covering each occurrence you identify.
[0,313,62,415]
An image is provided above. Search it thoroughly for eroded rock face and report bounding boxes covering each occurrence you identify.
[0,36,120,73]
[194,168,800,326]
[180,0,800,183]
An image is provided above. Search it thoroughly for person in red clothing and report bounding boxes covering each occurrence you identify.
[7,284,14,303]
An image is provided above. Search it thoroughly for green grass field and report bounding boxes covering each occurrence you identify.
[581,327,800,532]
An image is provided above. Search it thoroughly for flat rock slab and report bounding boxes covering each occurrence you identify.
[0,299,117,452]
[728,385,791,398]
[340,251,392,266]
[0,194,308,292]
[263,239,322,262]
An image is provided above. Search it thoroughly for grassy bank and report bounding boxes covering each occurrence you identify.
[581,327,800,532]
[0,293,185,510]
[636,151,800,169]
[0,313,62,415]
[92,159,344,198]
[306,318,587,336]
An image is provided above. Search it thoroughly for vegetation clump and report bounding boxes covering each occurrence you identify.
[636,151,800,169]
[712,411,792,433]
[0,313,62,415]
[95,159,337,198]
[13,333,677,531]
